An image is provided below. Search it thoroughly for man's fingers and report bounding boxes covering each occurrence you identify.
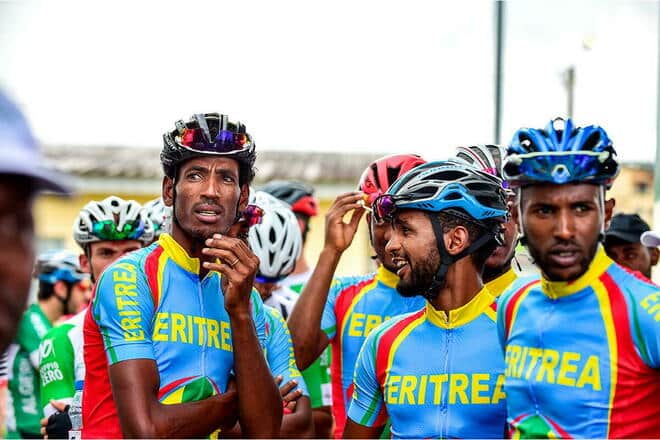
[279,379,297,396]
[50,399,68,412]
[282,388,303,402]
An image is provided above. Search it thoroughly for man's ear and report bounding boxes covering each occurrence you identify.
[53,280,68,301]
[443,225,470,256]
[238,185,249,212]
[604,197,615,228]
[163,176,174,207]
[651,247,660,267]
[79,253,90,274]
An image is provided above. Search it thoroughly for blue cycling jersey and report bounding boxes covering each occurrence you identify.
[83,234,268,438]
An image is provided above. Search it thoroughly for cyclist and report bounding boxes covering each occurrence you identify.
[454,145,520,295]
[38,196,154,438]
[260,180,320,292]
[344,160,509,438]
[604,213,658,279]
[248,190,303,316]
[237,190,313,436]
[0,90,70,354]
[498,117,660,437]
[82,113,281,438]
[289,154,428,438]
[6,250,88,438]
[142,197,173,245]
[261,181,334,438]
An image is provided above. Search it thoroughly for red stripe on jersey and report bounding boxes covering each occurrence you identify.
[490,301,497,312]
[375,309,426,385]
[158,376,197,400]
[144,246,164,309]
[599,272,660,438]
[503,280,539,339]
[82,306,123,438]
[330,278,375,439]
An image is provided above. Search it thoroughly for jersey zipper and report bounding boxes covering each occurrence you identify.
[199,278,207,378]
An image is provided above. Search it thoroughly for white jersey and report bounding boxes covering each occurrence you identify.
[264,286,299,319]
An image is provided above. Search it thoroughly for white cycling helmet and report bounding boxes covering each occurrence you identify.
[142,197,172,238]
[73,196,155,247]
[248,191,302,281]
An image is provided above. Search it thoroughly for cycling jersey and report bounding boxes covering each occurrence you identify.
[279,269,313,294]
[39,309,85,416]
[264,305,308,396]
[485,267,518,298]
[6,304,52,438]
[266,284,332,409]
[348,288,506,438]
[498,247,660,438]
[322,265,426,437]
[82,234,268,439]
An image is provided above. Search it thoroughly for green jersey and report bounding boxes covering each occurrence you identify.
[277,271,332,409]
[6,304,52,438]
[38,310,85,417]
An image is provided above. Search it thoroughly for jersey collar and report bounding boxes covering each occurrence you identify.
[541,245,613,299]
[425,287,495,329]
[375,265,399,289]
[485,267,517,298]
[158,233,201,274]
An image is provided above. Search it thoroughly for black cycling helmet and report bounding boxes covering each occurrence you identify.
[161,113,256,185]
[260,180,319,217]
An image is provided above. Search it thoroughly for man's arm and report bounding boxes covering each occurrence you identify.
[343,419,385,439]
[203,233,282,438]
[110,359,238,438]
[289,192,365,369]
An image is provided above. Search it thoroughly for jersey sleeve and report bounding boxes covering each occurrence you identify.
[265,307,309,397]
[39,325,75,414]
[250,289,268,350]
[17,307,50,369]
[630,285,660,368]
[91,259,155,365]
[346,328,386,428]
[321,278,342,340]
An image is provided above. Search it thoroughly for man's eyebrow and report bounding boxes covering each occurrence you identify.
[186,165,209,173]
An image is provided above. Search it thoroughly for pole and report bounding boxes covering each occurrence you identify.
[494,0,505,144]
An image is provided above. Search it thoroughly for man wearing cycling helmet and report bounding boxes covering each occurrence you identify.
[0,90,71,354]
[221,191,313,438]
[344,160,509,438]
[261,180,320,290]
[454,145,521,295]
[38,197,154,438]
[289,154,428,438]
[498,118,660,438]
[6,251,88,438]
[261,181,334,438]
[82,113,281,438]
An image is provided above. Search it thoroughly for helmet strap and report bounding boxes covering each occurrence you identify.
[424,214,495,301]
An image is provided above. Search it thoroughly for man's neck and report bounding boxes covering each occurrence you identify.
[171,226,212,278]
[291,256,310,275]
[428,260,483,313]
[483,262,512,284]
[38,298,62,325]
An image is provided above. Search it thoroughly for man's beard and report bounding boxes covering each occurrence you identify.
[482,253,515,283]
[396,247,442,298]
[528,238,599,282]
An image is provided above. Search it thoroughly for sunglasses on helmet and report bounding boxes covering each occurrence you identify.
[92,219,146,241]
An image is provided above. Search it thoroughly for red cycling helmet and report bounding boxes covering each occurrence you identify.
[358,154,426,206]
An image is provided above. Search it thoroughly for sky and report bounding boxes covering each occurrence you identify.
[0,0,657,163]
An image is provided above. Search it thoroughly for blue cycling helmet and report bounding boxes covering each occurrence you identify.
[503,117,619,188]
[374,160,508,297]
[35,249,88,285]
